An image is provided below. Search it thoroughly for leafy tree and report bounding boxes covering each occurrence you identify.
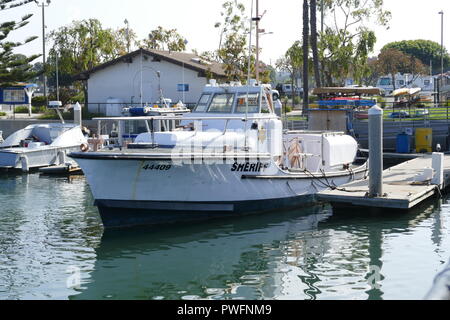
[215,0,253,82]
[114,27,138,55]
[0,4,40,85]
[376,48,428,90]
[141,26,187,52]
[266,64,277,84]
[310,0,321,88]
[361,57,380,87]
[48,19,124,77]
[0,0,35,10]
[318,0,391,86]
[376,48,409,91]
[383,40,450,74]
[277,41,303,100]
[405,55,428,83]
[302,0,309,111]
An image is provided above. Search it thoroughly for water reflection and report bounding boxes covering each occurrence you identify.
[319,200,441,300]
[0,173,102,300]
[72,197,444,300]
[71,207,332,300]
[0,172,448,300]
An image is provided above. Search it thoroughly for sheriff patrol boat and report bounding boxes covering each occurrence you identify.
[69,80,368,228]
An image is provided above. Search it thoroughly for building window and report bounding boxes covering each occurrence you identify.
[424,80,431,86]
[398,80,404,86]
[177,84,189,92]
[3,89,25,103]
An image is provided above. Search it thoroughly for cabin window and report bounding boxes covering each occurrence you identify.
[261,93,271,113]
[424,80,431,86]
[193,94,211,112]
[235,93,260,113]
[207,93,235,113]
[379,78,391,86]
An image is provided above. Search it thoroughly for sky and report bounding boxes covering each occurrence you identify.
[3,0,450,66]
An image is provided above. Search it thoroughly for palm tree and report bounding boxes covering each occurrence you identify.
[310,0,322,89]
[302,0,309,115]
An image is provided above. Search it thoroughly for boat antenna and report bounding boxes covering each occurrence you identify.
[140,49,143,107]
[255,0,260,83]
[244,0,254,152]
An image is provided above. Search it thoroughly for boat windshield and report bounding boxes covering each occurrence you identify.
[193,94,211,113]
[235,93,259,113]
[206,93,235,113]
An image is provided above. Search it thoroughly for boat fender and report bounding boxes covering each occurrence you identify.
[20,156,29,173]
[80,143,89,152]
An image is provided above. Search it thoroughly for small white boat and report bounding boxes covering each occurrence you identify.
[392,87,422,97]
[70,81,368,228]
[0,123,87,172]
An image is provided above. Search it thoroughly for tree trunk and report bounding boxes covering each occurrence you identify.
[302,0,310,116]
[310,0,322,89]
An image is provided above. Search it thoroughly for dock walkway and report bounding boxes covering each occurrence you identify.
[317,155,450,210]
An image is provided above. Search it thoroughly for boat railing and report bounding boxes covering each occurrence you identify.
[93,115,279,149]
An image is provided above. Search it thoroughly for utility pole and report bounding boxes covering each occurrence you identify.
[254,0,261,83]
[55,51,59,101]
[321,0,324,34]
[35,0,51,104]
[252,2,272,84]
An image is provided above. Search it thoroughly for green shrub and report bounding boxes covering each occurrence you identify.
[283,105,293,113]
[376,96,386,108]
[0,112,6,117]
[85,112,105,120]
[14,106,46,114]
[309,95,318,103]
[32,96,47,107]
[38,110,73,120]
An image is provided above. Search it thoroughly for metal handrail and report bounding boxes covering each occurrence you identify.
[93,115,277,122]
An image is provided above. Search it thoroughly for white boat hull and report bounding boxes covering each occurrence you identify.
[73,155,367,227]
[0,123,87,171]
[0,145,81,171]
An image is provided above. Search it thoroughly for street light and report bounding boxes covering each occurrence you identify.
[124,19,130,54]
[439,11,444,79]
[35,0,51,104]
[438,10,444,103]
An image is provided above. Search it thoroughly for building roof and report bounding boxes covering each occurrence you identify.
[75,48,226,81]
[0,82,33,88]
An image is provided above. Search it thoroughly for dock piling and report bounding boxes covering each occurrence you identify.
[74,102,82,127]
[368,106,384,197]
[20,156,29,173]
[432,152,444,188]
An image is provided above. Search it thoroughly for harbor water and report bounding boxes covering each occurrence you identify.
[0,173,449,300]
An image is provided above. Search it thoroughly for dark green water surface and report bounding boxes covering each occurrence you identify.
[0,173,448,300]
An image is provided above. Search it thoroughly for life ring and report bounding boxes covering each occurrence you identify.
[80,143,89,152]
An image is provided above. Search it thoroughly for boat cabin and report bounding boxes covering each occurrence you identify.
[183,80,280,131]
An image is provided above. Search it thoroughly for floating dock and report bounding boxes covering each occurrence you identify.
[317,155,450,210]
[39,165,83,176]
